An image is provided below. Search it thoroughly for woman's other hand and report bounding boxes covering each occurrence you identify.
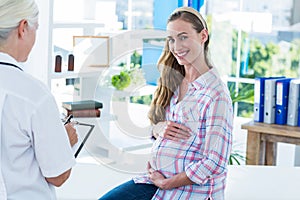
[147,162,169,190]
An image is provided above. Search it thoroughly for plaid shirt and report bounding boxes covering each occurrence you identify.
[134,68,233,200]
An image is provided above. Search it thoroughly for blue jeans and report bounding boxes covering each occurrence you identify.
[98,180,158,200]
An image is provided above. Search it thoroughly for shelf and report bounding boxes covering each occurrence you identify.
[49,66,108,79]
[241,121,300,138]
[53,20,105,29]
[112,84,157,98]
[242,121,300,165]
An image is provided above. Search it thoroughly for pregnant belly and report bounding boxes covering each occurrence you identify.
[150,138,201,176]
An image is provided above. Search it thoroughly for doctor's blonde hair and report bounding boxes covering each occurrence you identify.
[0,0,39,44]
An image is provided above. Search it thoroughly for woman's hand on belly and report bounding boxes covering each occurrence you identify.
[153,121,191,141]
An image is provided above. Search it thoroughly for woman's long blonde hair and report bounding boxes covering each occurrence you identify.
[148,8,209,124]
[148,41,185,124]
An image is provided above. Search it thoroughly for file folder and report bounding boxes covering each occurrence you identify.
[275,78,293,125]
[287,79,300,126]
[254,77,274,122]
[298,102,300,126]
[264,77,286,124]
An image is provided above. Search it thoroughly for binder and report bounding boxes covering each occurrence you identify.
[287,79,300,126]
[275,78,293,125]
[264,77,286,124]
[298,101,300,126]
[254,77,268,122]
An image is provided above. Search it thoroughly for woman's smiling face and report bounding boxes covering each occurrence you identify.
[166,18,203,66]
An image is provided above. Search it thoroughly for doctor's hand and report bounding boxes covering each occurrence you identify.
[152,121,191,141]
[65,123,78,147]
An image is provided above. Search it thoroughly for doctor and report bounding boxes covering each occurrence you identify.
[0,0,78,199]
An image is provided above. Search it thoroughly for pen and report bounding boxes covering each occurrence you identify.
[64,114,73,125]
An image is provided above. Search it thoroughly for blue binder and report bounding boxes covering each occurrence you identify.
[264,77,286,124]
[298,100,300,126]
[275,78,293,125]
[254,77,284,122]
[254,77,268,122]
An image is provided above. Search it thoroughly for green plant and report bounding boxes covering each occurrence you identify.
[112,51,145,91]
[227,84,252,165]
[111,71,131,90]
[229,83,254,105]
[229,149,246,165]
[130,95,152,105]
[228,82,254,117]
[130,50,142,68]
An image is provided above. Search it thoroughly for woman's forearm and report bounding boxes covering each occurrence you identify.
[164,172,195,190]
[150,170,195,190]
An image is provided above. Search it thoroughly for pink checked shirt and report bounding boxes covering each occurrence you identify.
[134,67,233,200]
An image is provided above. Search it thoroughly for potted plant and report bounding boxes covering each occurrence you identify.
[228,83,254,165]
[111,50,145,91]
[111,71,131,91]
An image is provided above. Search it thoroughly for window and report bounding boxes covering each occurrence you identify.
[207,0,300,117]
[51,0,300,118]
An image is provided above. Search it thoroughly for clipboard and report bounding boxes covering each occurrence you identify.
[73,121,95,158]
[63,115,95,158]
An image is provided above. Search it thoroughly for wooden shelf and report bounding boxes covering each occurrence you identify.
[242,121,300,165]
[241,121,300,139]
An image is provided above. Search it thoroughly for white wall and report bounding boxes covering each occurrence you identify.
[23,0,51,85]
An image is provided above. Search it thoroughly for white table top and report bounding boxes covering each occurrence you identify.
[225,165,300,200]
[56,162,300,200]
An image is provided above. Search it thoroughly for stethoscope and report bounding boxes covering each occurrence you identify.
[0,61,23,71]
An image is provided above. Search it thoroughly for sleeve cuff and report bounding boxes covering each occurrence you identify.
[185,162,210,185]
